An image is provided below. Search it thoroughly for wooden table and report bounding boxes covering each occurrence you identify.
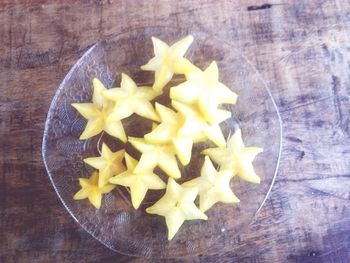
[1,1,350,262]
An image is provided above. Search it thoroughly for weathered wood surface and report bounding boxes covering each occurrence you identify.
[1,0,350,262]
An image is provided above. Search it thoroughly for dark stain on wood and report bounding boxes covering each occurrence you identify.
[285,136,302,143]
[247,3,272,11]
[298,150,305,161]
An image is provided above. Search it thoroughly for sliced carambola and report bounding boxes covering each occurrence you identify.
[103,73,159,121]
[202,129,263,184]
[72,78,126,141]
[109,153,165,209]
[141,35,199,92]
[172,100,227,147]
[170,61,237,124]
[183,156,239,212]
[128,137,182,179]
[84,143,125,187]
[144,103,195,165]
[73,171,115,209]
[146,178,207,240]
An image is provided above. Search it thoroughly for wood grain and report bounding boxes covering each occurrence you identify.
[1,0,350,262]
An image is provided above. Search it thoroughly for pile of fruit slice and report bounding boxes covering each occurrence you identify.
[72,35,263,240]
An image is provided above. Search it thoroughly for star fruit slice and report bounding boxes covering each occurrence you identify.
[183,156,240,212]
[103,73,160,121]
[128,137,182,179]
[109,153,165,209]
[170,61,237,124]
[144,103,196,165]
[146,178,207,240]
[84,143,125,187]
[72,78,126,142]
[202,129,263,184]
[172,100,227,147]
[73,171,115,209]
[141,35,199,92]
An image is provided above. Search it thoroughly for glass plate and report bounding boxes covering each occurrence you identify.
[42,27,282,258]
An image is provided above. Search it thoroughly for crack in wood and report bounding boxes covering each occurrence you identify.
[279,96,332,113]
[308,187,350,201]
[247,3,272,11]
[277,174,350,183]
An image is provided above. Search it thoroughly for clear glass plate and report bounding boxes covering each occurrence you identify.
[42,27,282,258]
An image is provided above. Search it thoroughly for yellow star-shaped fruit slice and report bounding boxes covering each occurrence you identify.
[72,78,126,142]
[103,73,160,121]
[128,137,181,179]
[73,171,115,209]
[144,103,195,165]
[183,156,240,212]
[146,178,207,240]
[172,100,227,147]
[109,153,165,209]
[202,129,263,184]
[141,35,199,92]
[170,61,237,124]
[84,143,125,187]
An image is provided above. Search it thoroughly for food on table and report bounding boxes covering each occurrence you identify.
[146,178,207,240]
[109,153,165,209]
[170,61,237,124]
[172,100,227,147]
[84,143,125,187]
[144,103,195,165]
[72,78,126,142]
[73,171,115,209]
[141,35,199,92]
[128,137,181,179]
[72,34,263,241]
[103,73,160,121]
[183,156,240,212]
[202,129,263,184]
